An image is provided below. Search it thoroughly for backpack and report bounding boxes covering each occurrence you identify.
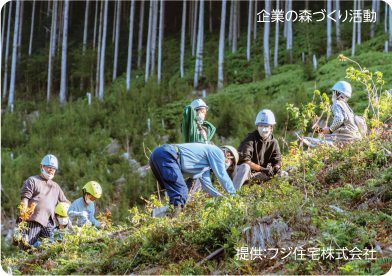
[336,101,368,135]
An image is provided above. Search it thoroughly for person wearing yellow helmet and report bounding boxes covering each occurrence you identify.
[33,202,73,248]
[68,181,104,228]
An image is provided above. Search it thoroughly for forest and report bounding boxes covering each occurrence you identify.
[1,0,392,274]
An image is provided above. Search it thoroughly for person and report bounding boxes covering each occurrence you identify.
[182,99,216,144]
[68,181,104,228]
[182,99,217,192]
[17,154,71,251]
[304,81,363,147]
[33,202,73,248]
[149,143,238,217]
[232,109,286,190]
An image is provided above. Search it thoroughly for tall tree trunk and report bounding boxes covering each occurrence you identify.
[1,3,7,60]
[3,1,12,98]
[284,0,288,38]
[180,0,186,78]
[209,0,212,32]
[126,0,135,90]
[264,0,271,77]
[51,0,58,57]
[47,0,57,103]
[113,1,121,81]
[232,0,237,53]
[385,1,388,33]
[228,0,233,46]
[237,0,240,38]
[145,0,153,82]
[287,0,293,63]
[112,1,117,43]
[192,0,198,56]
[29,1,36,56]
[218,0,226,90]
[137,0,145,68]
[199,2,204,74]
[336,0,341,48]
[274,0,279,68]
[17,0,24,57]
[194,0,204,88]
[253,0,257,42]
[60,0,69,106]
[189,1,193,42]
[150,0,158,76]
[370,0,375,38]
[357,0,361,45]
[389,5,392,46]
[247,0,252,62]
[8,0,21,107]
[96,1,103,97]
[57,1,63,55]
[83,0,89,54]
[376,0,380,24]
[327,0,332,58]
[158,0,163,84]
[99,0,108,101]
[93,0,98,49]
[351,0,356,56]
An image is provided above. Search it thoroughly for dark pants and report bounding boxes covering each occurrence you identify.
[149,145,188,207]
[18,217,55,251]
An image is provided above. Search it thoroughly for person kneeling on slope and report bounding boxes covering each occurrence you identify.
[233,109,287,190]
[149,143,238,217]
[68,181,105,228]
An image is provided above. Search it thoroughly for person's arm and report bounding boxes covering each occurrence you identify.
[58,188,71,205]
[20,179,33,213]
[207,149,237,195]
[203,121,216,141]
[270,140,282,170]
[238,135,260,170]
[90,203,102,228]
[199,171,223,198]
[67,203,85,218]
[329,103,345,132]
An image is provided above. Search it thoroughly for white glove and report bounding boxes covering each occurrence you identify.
[82,211,89,220]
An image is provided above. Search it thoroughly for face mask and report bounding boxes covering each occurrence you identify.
[58,217,68,225]
[195,112,205,123]
[225,160,231,170]
[85,195,94,205]
[258,127,271,138]
[332,92,337,103]
[41,166,54,180]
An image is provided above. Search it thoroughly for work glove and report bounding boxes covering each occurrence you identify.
[260,167,274,177]
[273,166,281,175]
[82,211,89,220]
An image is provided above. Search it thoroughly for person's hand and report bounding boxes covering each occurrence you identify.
[100,221,106,228]
[82,211,89,219]
[273,166,281,175]
[322,126,331,134]
[260,167,274,177]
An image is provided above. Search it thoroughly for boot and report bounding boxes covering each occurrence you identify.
[170,204,182,218]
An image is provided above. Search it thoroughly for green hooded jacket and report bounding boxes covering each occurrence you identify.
[182,105,216,143]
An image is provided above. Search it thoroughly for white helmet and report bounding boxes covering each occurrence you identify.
[41,154,59,170]
[191,99,209,111]
[330,81,352,98]
[220,145,239,172]
[255,109,276,126]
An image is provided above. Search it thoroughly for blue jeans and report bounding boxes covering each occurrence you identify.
[149,145,188,207]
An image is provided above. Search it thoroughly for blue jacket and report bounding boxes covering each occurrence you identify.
[68,197,102,228]
[175,143,236,197]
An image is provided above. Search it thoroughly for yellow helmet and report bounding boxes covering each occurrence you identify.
[82,181,102,198]
[55,202,70,217]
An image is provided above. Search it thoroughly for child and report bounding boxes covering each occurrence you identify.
[33,202,73,248]
[68,181,104,228]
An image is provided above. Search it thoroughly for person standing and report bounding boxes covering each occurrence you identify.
[17,154,71,251]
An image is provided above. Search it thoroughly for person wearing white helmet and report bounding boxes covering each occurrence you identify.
[182,99,217,193]
[304,81,363,147]
[16,154,71,251]
[232,109,285,189]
